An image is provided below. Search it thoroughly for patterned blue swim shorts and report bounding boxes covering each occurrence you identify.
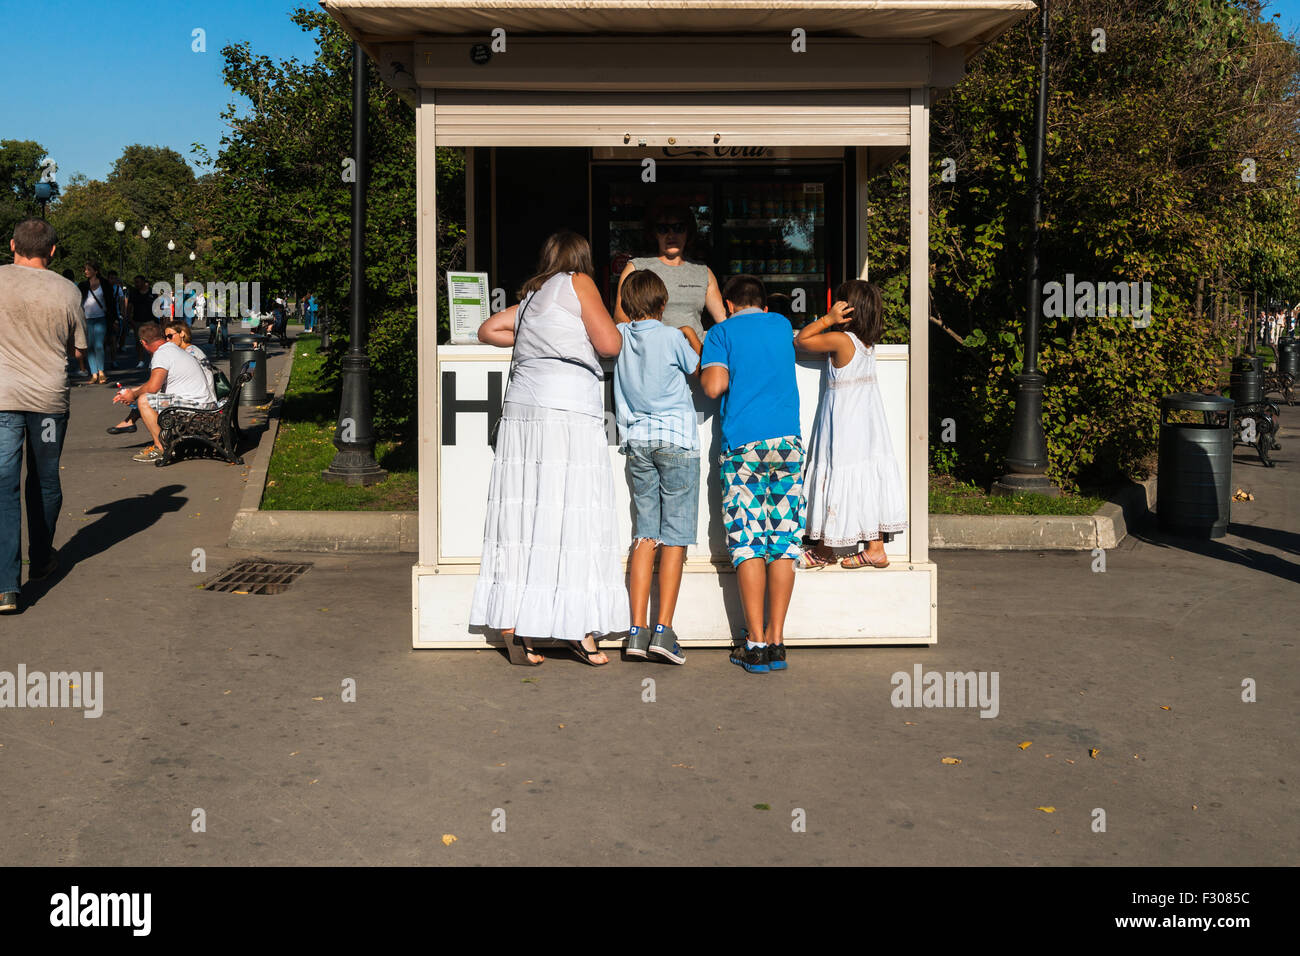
[719,435,806,567]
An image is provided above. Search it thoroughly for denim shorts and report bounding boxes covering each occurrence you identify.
[624,440,700,547]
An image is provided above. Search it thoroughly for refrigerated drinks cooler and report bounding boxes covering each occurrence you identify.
[592,162,844,327]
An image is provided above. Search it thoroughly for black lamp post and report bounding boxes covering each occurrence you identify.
[34,182,52,219]
[115,220,126,275]
[993,0,1060,498]
[323,42,387,486]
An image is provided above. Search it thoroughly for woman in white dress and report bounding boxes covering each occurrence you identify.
[795,280,908,569]
[471,232,628,665]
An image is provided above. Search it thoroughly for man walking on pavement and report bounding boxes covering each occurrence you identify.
[0,219,87,613]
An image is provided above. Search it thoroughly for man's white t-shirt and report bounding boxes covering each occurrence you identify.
[152,341,216,405]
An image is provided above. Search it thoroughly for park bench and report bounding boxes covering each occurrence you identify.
[1262,367,1295,406]
[155,361,254,467]
[1230,397,1280,468]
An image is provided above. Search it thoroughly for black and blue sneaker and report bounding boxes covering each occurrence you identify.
[729,641,770,674]
[648,625,686,664]
[767,642,787,671]
[625,626,650,659]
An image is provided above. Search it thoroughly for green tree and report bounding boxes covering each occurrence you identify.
[0,139,51,264]
[200,6,465,434]
[868,0,1300,489]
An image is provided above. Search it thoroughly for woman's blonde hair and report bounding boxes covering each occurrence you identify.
[165,321,192,345]
[518,231,595,298]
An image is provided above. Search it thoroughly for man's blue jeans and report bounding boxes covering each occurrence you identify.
[0,411,68,593]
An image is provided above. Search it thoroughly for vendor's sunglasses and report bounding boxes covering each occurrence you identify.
[655,221,687,234]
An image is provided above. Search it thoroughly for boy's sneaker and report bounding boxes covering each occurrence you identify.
[625,626,650,659]
[767,642,787,671]
[729,641,770,674]
[648,625,686,664]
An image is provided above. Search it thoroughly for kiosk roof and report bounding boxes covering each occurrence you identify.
[321,1,1035,49]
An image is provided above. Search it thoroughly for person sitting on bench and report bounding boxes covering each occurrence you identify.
[112,322,217,463]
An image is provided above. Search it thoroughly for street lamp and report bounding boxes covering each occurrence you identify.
[114,220,125,276]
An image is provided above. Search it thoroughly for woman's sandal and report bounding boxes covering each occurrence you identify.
[570,637,609,667]
[503,633,544,666]
[841,549,889,569]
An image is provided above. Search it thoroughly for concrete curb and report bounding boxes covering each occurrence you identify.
[230,510,419,552]
[929,478,1157,551]
[227,340,296,550]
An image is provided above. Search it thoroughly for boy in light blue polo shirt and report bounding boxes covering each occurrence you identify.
[614,270,702,664]
[700,274,803,674]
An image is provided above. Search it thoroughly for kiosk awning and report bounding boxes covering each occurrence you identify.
[322,1,1036,50]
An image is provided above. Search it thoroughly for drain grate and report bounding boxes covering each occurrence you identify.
[204,558,312,595]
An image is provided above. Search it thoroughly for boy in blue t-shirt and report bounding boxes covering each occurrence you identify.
[614,270,702,664]
[700,275,803,674]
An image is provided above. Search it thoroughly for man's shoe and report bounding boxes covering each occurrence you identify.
[0,591,18,613]
[625,626,650,659]
[132,445,162,463]
[729,641,770,674]
[648,625,686,664]
[767,642,787,671]
[28,554,58,582]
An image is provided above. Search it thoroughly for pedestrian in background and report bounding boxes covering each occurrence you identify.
[77,260,117,384]
[126,275,155,369]
[0,219,87,613]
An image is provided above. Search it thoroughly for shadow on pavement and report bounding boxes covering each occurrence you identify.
[1132,525,1300,585]
[24,485,190,608]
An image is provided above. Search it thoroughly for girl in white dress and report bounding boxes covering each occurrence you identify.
[795,280,907,569]
[471,232,628,665]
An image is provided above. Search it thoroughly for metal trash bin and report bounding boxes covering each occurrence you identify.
[1277,336,1299,379]
[229,334,267,407]
[1229,355,1262,405]
[1157,393,1234,538]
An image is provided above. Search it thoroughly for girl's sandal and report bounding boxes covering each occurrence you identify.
[799,548,831,570]
[503,633,543,666]
[570,637,609,667]
[841,550,889,569]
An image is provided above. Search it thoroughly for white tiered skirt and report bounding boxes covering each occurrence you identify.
[469,402,630,640]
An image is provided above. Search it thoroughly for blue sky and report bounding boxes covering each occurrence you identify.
[3,0,320,183]
[5,0,1300,185]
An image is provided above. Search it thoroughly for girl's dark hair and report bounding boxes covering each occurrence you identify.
[643,200,697,252]
[519,231,595,298]
[84,260,101,275]
[834,279,884,348]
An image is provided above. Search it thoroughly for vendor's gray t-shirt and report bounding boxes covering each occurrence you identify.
[0,263,88,415]
[630,257,708,338]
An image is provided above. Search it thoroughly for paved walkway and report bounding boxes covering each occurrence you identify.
[1,355,1294,866]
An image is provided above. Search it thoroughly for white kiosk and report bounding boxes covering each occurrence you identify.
[320,0,1033,649]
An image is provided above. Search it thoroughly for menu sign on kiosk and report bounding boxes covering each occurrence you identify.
[447,271,490,344]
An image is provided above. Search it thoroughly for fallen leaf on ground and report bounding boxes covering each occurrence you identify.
[441,834,457,846]
[1192,804,1198,810]
[223,690,231,695]
[495,763,506,767]
[1045,753,1053,758]
[1089,748,1100,759]
[1065,759,1075,764]
[557,724,565,729]
[941,757,962,765]
[520,677,537,683]
[672,763,694,769]
[311,696,324,701]
[753,803,771,810]
[289,752,299,756]
[904,721,916,725]
[1160,705,1171,711]
[309,779,318,785]
[1018,741,1032,750]
[1036,806,1056,813]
